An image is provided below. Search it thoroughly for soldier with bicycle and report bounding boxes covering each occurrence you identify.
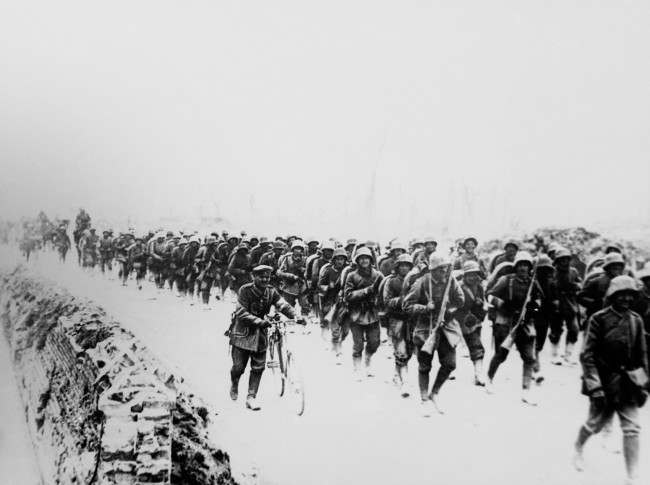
[229,264,306,411]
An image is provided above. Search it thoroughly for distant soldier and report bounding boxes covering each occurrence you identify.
[227,244,253,294]
[486,251,542,405]
[378,240,407,276]
[182,236,201,299]
[318,248,349,359]
[306,240,335,332]
[488,239,519,274]
[276,241,310,317]
[127,237,148,289]
[412,236,438,271]
[195,236,219,307]
[578,252,626,320]
[343,247,384,379]
[403,254,464,415]
[454,261,488,386]
[382,253,415,396]
[259,241,286,290]
[573,276,647,484]
[549,247,583,364]
[453,236,487,276]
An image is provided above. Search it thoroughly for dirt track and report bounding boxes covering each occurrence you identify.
[5,247,649,485]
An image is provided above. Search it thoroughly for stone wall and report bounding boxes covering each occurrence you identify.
[0,267,236,485]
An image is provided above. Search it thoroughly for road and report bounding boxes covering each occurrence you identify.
[5,247,649,485]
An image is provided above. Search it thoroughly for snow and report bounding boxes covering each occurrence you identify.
[2,246,649,485]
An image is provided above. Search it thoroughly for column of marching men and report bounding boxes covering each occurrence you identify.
[20,223,650,484]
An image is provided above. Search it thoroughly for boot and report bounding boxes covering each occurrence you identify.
[550,342,562,365]
[573,425,592,471]
[398,365,410,398]
[521,387,538,406]
[485,378,495,395]
[364,352,375,377]
[247,370,263,402]
[246,396,261,411]
[473,359,485,386]
[392,364,402,387]
[230,376,240,401]
[623,434,639,483]
[353,356,363,381]
[418,372,430,402]
[564,343,577,365]
[430,392,445,414]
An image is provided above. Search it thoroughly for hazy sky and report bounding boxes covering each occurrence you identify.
[1,1,649,241]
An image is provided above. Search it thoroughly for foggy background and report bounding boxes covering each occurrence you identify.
[1,1,649,242]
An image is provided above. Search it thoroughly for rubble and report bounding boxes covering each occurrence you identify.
[0,266,236,485]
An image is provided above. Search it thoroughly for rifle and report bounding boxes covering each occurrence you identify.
[501,258,539,351]
[421,264,454,355]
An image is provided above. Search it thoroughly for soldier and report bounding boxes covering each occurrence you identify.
[550,247,583,365]
[573,276,648,484]
[486,251,542,405]
[636,267,650,352]
[195,236,219,307]
[378,240,407,276]
[227,244,253,294]
[403,254,464,414]
[276,240,310,317]
[148,232,167,288]
[306,240,335,332]
[454,261,488,386]
[228,265,306,411]
[259,241,286,289]
[318,248,349,361]
[344,239,357,259]
[488,239,519,274]
[412,236,437,270]
[343,247,384,379]
[250,238,271,266]
[171,239,188,296]
[453,236,487,276]
[533,254,557,381]
[578,252,625,320]
[182,235,201,300]
[306,237,320,258]
[382,253,415,396]
[127,236,148,289]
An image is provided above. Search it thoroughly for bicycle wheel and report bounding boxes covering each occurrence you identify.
[276,338,287,397]
[284,351,305,416]
[268,340,285,397]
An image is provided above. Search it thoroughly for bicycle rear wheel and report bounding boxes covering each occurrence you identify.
[268,340,285,397]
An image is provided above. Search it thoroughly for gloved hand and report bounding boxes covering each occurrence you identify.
[590,389,606,410]
[259,319,272,329]
[296,316,307,326]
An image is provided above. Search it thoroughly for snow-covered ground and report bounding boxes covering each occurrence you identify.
[2,246,649,485]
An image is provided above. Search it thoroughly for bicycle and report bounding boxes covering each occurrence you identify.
[266,314,306,416]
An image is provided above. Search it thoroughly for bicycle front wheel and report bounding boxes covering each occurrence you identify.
[284,351,305,416]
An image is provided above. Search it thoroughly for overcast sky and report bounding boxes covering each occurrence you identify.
[1,1,649,241]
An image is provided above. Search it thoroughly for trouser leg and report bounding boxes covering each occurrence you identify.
[487,324,509,381]
[516,333,536,390]
[431,333,456,395]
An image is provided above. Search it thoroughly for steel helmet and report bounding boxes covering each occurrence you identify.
[605,242,623,254]
[332,248,348,260]
[272,241,286,250]
[345,238,357,248]
[553,247,572,261]
[189,235,200,244]
[603,252,625,269]
[390,240,407,253]
[291,240,306,251]
[321,240,335,252]
[428,254,449,271]
[395,253,414,268]
[536,254,554,270]
[462,260,482,275]
[307,237,320,245]
[236,243,249,252]
[206,236,217,245]
[504,239,520,251]
[548,242,561,254]
[252,264,274,274]
[423,236,438,245]
[354,246,374,264]
[462,237,478,248]
[514,251,534,267]
[605,275,639,299]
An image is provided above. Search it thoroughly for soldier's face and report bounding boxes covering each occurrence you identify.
[505,245,517,258]
[464,241,476,252]
[516,263,531,278]
[556,257,570,270]
[322,249,334,261]
[425,242,436,253]
[357,256,371,269]
[606,264,624,278]
[397,264,411,277]
[612,291,635,311]
[333,256,346,269]
[254,272,271,288]
[431,267,446,280]
[273,248,283,257]
[465,272,480,286]
[293,249,304,261]
[392,248,405,257]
